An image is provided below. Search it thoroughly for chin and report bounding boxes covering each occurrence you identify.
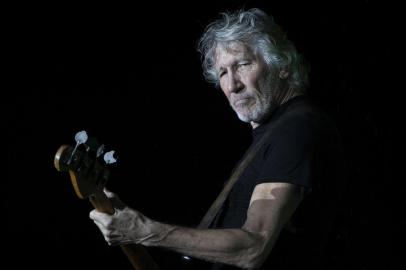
[234,102,270,123]
[235,109,252,123]
[236,112,257,123]
[237,109,269,124]
[237,115,252,123]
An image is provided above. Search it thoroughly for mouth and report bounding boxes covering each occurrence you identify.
[234,98,251,107]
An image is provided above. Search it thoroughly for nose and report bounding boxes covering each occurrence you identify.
[226,71,244,94]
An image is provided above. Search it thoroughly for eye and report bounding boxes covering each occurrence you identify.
[238,62,250,67]
[219,70,227,78]
[236,62,251,71]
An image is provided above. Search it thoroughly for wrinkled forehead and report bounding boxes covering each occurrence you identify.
[214,41,256,68]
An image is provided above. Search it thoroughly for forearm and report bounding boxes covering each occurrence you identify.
[140,221,266,269]
[91,185,301,268]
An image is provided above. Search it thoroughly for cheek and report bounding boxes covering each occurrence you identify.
[219,85,230,100]
[244,74,263,93]
[219,81,231,98]
[254,70,274,93]
[243,66,265,88]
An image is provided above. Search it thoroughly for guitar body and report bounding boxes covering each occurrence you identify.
[54,135,159,270]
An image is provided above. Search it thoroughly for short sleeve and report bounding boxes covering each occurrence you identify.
[257,116,319,190]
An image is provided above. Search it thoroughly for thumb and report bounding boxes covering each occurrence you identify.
[103,187,116,199]
[103,188,126,210]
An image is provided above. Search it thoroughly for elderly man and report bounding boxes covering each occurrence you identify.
[90,8,346,270]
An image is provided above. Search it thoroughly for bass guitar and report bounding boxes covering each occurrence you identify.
[54,131,159,270]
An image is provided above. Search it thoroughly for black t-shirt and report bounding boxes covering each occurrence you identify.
[211,96,347,270]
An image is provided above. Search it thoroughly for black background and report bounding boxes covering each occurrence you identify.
[5,0,403,269]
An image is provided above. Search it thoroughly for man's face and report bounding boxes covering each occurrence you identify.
[215,42,278,124]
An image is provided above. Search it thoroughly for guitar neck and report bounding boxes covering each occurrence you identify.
[89,190,115,215]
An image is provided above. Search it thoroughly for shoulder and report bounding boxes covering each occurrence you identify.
[271,99,337,139]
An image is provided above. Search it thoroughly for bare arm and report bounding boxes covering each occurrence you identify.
[90,183,303,269]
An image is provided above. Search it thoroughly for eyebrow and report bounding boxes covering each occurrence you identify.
[217,58,252,73]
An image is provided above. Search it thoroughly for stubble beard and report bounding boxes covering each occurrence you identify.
[232,92,272,123]
[231,75,274,124]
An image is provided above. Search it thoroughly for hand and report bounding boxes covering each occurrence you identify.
[89,189,154,246]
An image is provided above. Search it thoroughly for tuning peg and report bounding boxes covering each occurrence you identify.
[104,150,117,164]
[75,131,88,145]
[68,130,88,165]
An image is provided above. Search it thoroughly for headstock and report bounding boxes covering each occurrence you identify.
[54,131,161,270]
[54,131,117,200]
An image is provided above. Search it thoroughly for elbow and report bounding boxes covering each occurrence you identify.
[236,233,269,269]
[240,254,265,270]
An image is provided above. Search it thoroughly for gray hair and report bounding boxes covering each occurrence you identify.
[198,8,309,93]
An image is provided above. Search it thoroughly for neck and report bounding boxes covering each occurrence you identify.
[250,91,302,129]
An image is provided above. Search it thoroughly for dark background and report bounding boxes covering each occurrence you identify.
[5,0,402,269]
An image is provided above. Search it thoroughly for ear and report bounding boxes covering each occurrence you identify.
[279,70,289,79]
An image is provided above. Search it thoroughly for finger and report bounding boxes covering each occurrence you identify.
[90,209,112,220]
[107,239,121,246]
[103,188,117,199]
[93,219,109,234]
[93,220,123,244]
[89,209,98,220]
[103,188,122,206]
[104,231,127,246]
[109,239,133,246]
[120,239,133,245]
[89,210,113,227]
[106,232,133,246]
[103,188,126,210]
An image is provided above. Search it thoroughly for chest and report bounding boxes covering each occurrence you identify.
[219,149,267,228]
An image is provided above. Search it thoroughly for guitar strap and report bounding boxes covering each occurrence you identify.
[197,121,275,230]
